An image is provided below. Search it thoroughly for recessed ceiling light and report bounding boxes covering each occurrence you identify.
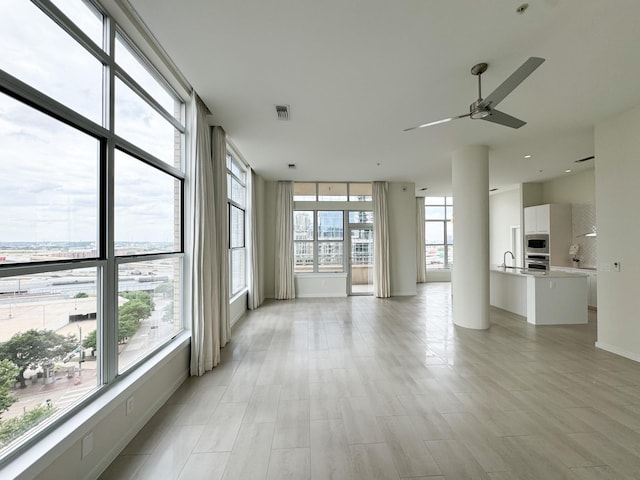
[564,169,572,173]
[524,154,532,159]
[516,3,529,14]
[419,187,428,191]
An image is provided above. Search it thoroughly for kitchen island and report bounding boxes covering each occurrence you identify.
[490,267,588,325]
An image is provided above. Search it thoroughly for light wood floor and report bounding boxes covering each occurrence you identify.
[101,283,640,479]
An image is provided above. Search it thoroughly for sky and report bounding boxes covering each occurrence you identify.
[0,0,181,243]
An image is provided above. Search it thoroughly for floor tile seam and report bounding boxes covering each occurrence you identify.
[567,429,640,458]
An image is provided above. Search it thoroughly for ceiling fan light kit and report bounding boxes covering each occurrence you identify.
[405,57,545,132]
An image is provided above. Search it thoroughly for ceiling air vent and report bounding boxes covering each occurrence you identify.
[275,104,290,121]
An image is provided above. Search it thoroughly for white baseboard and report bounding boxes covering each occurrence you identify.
[296,293,347,298]
[595,342,640,363]
[391,290,417,297]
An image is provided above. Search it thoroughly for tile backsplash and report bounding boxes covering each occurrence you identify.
[571,203,597,269]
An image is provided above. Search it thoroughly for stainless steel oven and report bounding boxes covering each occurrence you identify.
[526,255,549,271]
[525,234,549,254]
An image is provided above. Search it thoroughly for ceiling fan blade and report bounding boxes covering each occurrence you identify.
[481,109,526,129]
[478,57,545,109]
[404,113,470,132]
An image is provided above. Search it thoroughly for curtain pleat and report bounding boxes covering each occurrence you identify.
[416,198,427,283]
[373,181,391,298]
[248,170,262,309]
[188,107,230,376]
[275,181,295,299]
[212,126,230,348]
[188,93,217,375]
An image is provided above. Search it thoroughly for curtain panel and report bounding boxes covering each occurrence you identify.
[188,93,223,375]
[212,126,231,348]
[416,198,427,283]
[372,181,391,298]
[275,181,295,299]
[248,170,262,309]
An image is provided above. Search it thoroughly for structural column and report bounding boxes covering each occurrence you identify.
[452,145,490,329]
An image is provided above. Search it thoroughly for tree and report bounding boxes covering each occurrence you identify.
[0,330,77,388]
[118,317,137,343]
[162,301,174,322]
[0,359,19,417]
[121,291,154,311]
[116,291,156,343]
[83,330,97,352]
[0,403,56,447]
[119,300,151,324]
[155,282,173,298]
[74,292,89,298]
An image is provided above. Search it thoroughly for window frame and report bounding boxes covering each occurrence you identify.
[293,183,372,274]
[424,196,453,269]
[0,0,186,462]
[226,149,248,297]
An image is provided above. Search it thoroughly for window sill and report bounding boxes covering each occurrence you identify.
[2,331,191,479]
[230,288,248,303]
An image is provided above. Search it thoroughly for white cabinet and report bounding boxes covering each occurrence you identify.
[524,207,538,234]
[550,267,597,308]
[524,204,555,234]
[588,272,597,308]
[490,270,527,317]
[524,204,572,267]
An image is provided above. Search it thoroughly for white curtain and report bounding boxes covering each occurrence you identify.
[275,181,295,299]
[212,126,230,348]
[416,198,427,283]
[373,181,391,297]
[188,94,230,375]
[247,170,262,309]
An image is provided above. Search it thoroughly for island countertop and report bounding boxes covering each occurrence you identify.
[490,266,588,325]
[490,266,588,278]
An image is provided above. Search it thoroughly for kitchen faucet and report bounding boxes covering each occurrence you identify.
[502,250,515,269]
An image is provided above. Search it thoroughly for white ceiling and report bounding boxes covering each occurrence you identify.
[126,0,640,195]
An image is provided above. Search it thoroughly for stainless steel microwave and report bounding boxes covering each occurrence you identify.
[525,234,549,254]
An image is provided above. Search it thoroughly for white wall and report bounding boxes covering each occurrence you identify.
[490,188,521,267]
[542,169,595,205]
[521,182,543,208]
[388,182,417,296]
[542,169,597,269]
[426,269,451,282]
[594,104,640,362]
[295,274,347,297]
[230,292,247,326]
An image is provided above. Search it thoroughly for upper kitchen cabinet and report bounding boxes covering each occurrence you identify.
[524,204,572,266]
[525,204,550,233]
[524,204,569,234]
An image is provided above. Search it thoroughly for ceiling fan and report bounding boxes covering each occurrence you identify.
[404,57,545,131]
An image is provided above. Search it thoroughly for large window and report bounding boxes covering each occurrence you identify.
[425,197,454,269]
[294,211,344,273]
[227,152,247,296]
[0,0,184,459]
[293,182,371,274]
[293,182,372,202]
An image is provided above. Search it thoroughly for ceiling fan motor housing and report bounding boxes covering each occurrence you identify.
[470,100,491,119]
